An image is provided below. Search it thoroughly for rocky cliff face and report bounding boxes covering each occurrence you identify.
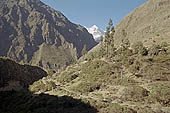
[114,0,170,47]
[0,0,97,69]
[0,57,47,91]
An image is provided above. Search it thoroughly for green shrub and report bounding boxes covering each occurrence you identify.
[137,108,156,113]
[58,70,78,83]
[138,58,170,81]
[29,80,56,92]
[121,38,130,50]
[122,57,135,67]
[166,47,170,54]
[100,103,136,113]
[47,69,56,76]
[132,41,148,56]
[129,60,142,74]
[160,42,169,48]
[148,44,161,56]
[153,55,170,63]
[86,51,101,60]
[71,81,100,93]
[139,47,148,56]
[80,60,121,84]
[149,82,170,106]
[112,77,137,86]
[122,85,149,102]
[123,48,133,56]
[45,81,56,91]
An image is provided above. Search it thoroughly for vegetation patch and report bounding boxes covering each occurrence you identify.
[80,60,121,85]
[112,77,137,86]
[71,81,100,93]
[57,70,79,84]
[99,103,137,113]
[137,108,156,113]
[122,85,149,102]
[149,82,170,106]
[29,80,56,93]
[139,63,170,81]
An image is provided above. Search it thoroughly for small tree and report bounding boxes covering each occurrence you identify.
[110,26,115,47]
[121,29,130,50]
[139,47,148,56]
[148,44,161,57]
[121,38,130,50]
[104,19,115,57]
[160,42,169,48]
[109,25,116,57]
[105,26,110,56]
[132,41,148,56]
[108,18,113,28]
[82,44,87,56]
[99,36,105,57]
[122,29,127,37]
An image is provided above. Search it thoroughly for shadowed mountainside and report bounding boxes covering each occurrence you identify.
[0,57,47,90]
[0,0,97,70]
[0,90,97,113]
[0,57,97,113]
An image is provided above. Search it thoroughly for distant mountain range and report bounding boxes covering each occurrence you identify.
[0,0,97,70]
[86,25,105,42]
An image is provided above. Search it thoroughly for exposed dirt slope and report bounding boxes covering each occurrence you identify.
[114,0,170,46]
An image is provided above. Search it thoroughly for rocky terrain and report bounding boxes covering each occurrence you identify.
[0,0,97,70]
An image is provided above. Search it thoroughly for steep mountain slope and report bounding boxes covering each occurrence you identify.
[86,25,104,42]
[114,0,170,46]
[27,0,170,112]
[0,57,47,91]
[0,0,97,70]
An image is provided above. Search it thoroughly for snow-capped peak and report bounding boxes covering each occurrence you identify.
[86,25,105,42]
[91,25,98,30]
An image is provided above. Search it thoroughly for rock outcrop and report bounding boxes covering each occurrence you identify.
[0,57,47,90]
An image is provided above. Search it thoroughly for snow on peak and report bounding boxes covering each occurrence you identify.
[86,25,105,42]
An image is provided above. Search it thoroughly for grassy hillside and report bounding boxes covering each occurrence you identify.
[114,0,170,47]
[29,41,170,113]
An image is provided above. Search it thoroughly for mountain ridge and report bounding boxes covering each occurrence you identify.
[0,0,97,70]
[114,0,170,47]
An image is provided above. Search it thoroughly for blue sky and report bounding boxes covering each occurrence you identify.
[41,0,148,30]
